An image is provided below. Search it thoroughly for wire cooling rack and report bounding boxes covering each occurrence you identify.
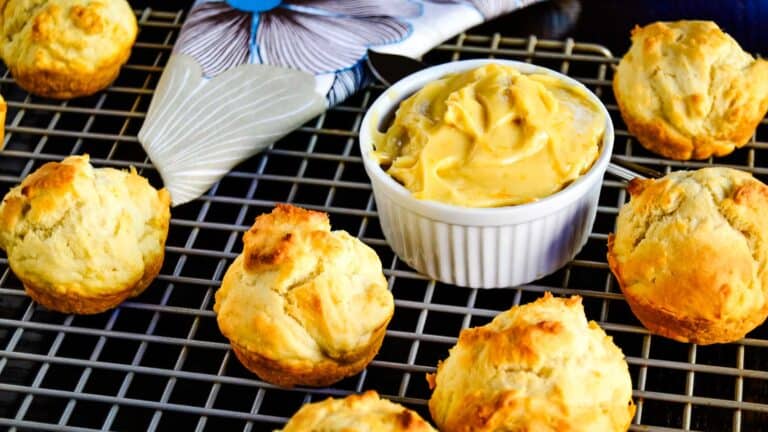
[1,8,767,432]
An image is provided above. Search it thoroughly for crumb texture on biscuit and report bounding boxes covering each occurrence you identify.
[214,204,394,380]
[427,293,635,432]
[0,0,138,97]
[276,391,436,432]
[608,168,768,343]
[0,155,171,298]
[614,21,768,160]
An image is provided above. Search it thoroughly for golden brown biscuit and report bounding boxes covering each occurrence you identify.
[427,293,635,432]
[214,204,394,387]
[613,21,768,160]
[276,391,436,432]
[0,155,171,314]
[0,0,138,99]
[0,92,5,147]
[608,168,768,344]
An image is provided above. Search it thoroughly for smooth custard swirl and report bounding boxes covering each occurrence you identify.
[374,64,605,207]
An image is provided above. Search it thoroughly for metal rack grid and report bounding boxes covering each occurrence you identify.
[0,7,767,432]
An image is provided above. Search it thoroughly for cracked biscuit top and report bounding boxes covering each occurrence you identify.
[0,155,171,296]
[613,21,768,160]
[608,168,768,343]
[427,293,635,432]
[214,204,393,367]
[277,391,436,432]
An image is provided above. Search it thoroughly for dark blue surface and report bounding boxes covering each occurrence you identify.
[578,0,767,55]
[473,0,768,56]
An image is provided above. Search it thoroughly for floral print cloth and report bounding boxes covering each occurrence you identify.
[139,0,541,205]
[176,0,539,104]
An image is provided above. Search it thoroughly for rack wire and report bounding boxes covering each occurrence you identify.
[0,8,767,432]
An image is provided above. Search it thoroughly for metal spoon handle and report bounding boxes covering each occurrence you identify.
[607,161,643,181]
[609,156,663,180]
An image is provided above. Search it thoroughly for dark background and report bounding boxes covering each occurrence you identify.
[129,0,768,57]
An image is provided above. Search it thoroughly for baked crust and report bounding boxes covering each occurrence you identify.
[9,48,130,99]
[22,251,164,314]
[242,202,330,273]
[230,324,386,388]
[427,293,635,432]
[607,169,768,344]
[613,21,768,160]
[0,0,137,99]
[277,390,436,432]
[0,93,5,147]
[0,155,171,314]
[214,204,394,388]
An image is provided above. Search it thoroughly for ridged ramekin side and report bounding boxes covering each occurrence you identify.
[371,176,603,288]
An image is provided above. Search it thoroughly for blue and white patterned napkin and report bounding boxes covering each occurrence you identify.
[139,0,541,205]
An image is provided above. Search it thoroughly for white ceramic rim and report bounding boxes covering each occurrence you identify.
[359,59,614,226]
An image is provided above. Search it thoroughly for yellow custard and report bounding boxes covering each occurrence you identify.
[373,63,605,207]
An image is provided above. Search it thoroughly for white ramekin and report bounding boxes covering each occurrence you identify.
[360,59,614,288]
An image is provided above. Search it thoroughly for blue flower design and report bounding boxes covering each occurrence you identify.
[176,0,420,77]
[326,64,369,106]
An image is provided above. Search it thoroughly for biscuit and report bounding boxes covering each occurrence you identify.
[0,155,171,314]
[608,168,768,344]
[613,21,768,160]
[427,293,635,432]
[277,391,436,432]
[0,92,5,146]
[0,0,138,99]
[214,204,394,387]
